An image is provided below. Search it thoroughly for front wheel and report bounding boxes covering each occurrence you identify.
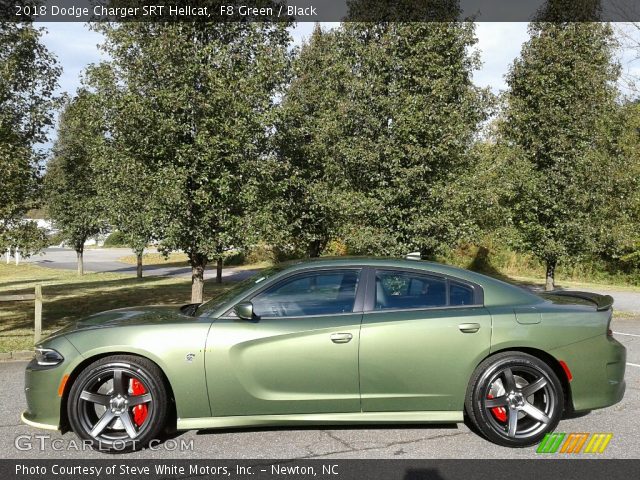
[67,355,169,453]
[465,352,564,447]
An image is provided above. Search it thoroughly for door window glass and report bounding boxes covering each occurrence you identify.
[374,270,479,310]
[450,281,475,306]
[375,271,447,310]
[252,270,360,318]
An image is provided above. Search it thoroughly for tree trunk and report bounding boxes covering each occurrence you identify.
[190,256,207,303]
[77,249,84,276]
[307,239,323,258]
[216,257,223,284]
[420,247,436,261]
[545,259,556,291]
[136,252,143,279]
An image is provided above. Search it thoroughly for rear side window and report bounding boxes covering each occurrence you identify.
[374,270,480,310]
[450,282,475,306]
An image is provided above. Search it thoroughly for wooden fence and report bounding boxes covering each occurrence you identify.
[0,285,43,343]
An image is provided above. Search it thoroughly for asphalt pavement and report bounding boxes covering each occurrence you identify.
[0,318,638,459]
[19,247,257,281]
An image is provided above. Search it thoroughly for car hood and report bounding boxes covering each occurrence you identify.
[47,305,195,340]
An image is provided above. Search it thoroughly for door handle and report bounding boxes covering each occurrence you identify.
[458,323,481,333]
[330,333,353,344]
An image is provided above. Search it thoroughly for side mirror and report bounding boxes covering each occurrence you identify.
[234,302,255,320]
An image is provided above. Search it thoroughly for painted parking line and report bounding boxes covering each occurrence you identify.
[613,332,640,337]
[627,363,640,368]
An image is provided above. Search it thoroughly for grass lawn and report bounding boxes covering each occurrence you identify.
[118,252,190,268]
[0,263,234,353]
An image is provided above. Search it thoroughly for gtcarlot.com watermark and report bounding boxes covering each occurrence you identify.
[15,434,194,452]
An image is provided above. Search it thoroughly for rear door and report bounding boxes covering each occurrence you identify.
[359,268,492,412]
[205,268,365,416]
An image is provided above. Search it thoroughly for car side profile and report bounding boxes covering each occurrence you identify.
[22,258,626,452]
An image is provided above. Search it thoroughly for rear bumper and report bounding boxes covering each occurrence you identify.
[551,335,626,412]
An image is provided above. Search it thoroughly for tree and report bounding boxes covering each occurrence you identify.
[500,21,620,290]
[335,21,490,257]
[0,221,48,261]
[45,92,107,275]
[609,102,640,271]
[0,22,60,254]
[86,64,158,279]
[95,18,290,302]
[272,24,350,257]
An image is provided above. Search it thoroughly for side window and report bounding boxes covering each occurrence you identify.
[450,281,474,306]
[374,270,480,310]
[252,270,360,318]
[375,271,447,310]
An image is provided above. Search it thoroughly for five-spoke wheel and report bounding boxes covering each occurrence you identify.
[67,355,168,452]
[466,352,564,447]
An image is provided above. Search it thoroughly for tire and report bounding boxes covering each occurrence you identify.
[465,352,564,447]
[67,355,169,453]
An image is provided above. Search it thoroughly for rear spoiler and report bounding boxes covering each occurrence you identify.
[548,291,614,311]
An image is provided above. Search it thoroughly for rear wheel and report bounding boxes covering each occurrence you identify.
[465,352,564,447]
[67,355,169,453]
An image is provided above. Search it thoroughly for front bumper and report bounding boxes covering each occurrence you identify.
[20,411,59,431]
[551,334,626,412]
[22,336,81,431]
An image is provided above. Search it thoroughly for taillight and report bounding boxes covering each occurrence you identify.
[607,328,613,337]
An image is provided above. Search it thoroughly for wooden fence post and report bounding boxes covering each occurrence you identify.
[34,284,42,344]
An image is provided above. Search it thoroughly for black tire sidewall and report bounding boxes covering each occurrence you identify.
[67,355,168,453]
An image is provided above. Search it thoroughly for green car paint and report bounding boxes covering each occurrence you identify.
[22,258,626,433]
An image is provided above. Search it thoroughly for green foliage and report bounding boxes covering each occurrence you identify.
[103,231,129,248]
[0,22,60,250]
[85,63,160,258]
[274,22,491,259]
[222,250,245,266]
[606,102,640,266]
[0,220,48,259]
[45,92,107,254]
[93,18,291,299]
[271,25,349,257]
[341,22,491,257]
[500,22,622,288]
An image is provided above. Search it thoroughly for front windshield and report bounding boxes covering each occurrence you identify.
[197,265,286,315]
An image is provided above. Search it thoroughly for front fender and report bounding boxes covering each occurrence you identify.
[63,322,212,419]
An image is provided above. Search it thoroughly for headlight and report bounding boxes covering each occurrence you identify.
[35,348,64,366]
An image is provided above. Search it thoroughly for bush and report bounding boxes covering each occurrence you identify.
[223,250,246,266]
[323,239,349,256]
[103,231,128,247]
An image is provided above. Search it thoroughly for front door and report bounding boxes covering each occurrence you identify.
[359,268,492,412]
[205,268,364,416]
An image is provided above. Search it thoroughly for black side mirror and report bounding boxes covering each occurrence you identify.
[179,303,201,317]
[234,302,254,320]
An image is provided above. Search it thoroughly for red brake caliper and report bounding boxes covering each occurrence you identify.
[130,379,148,426]
[487,393,507,423]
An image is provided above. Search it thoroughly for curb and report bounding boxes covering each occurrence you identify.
[0,350,33,362]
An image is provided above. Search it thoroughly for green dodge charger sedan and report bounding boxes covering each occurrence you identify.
[22,258,626,452]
